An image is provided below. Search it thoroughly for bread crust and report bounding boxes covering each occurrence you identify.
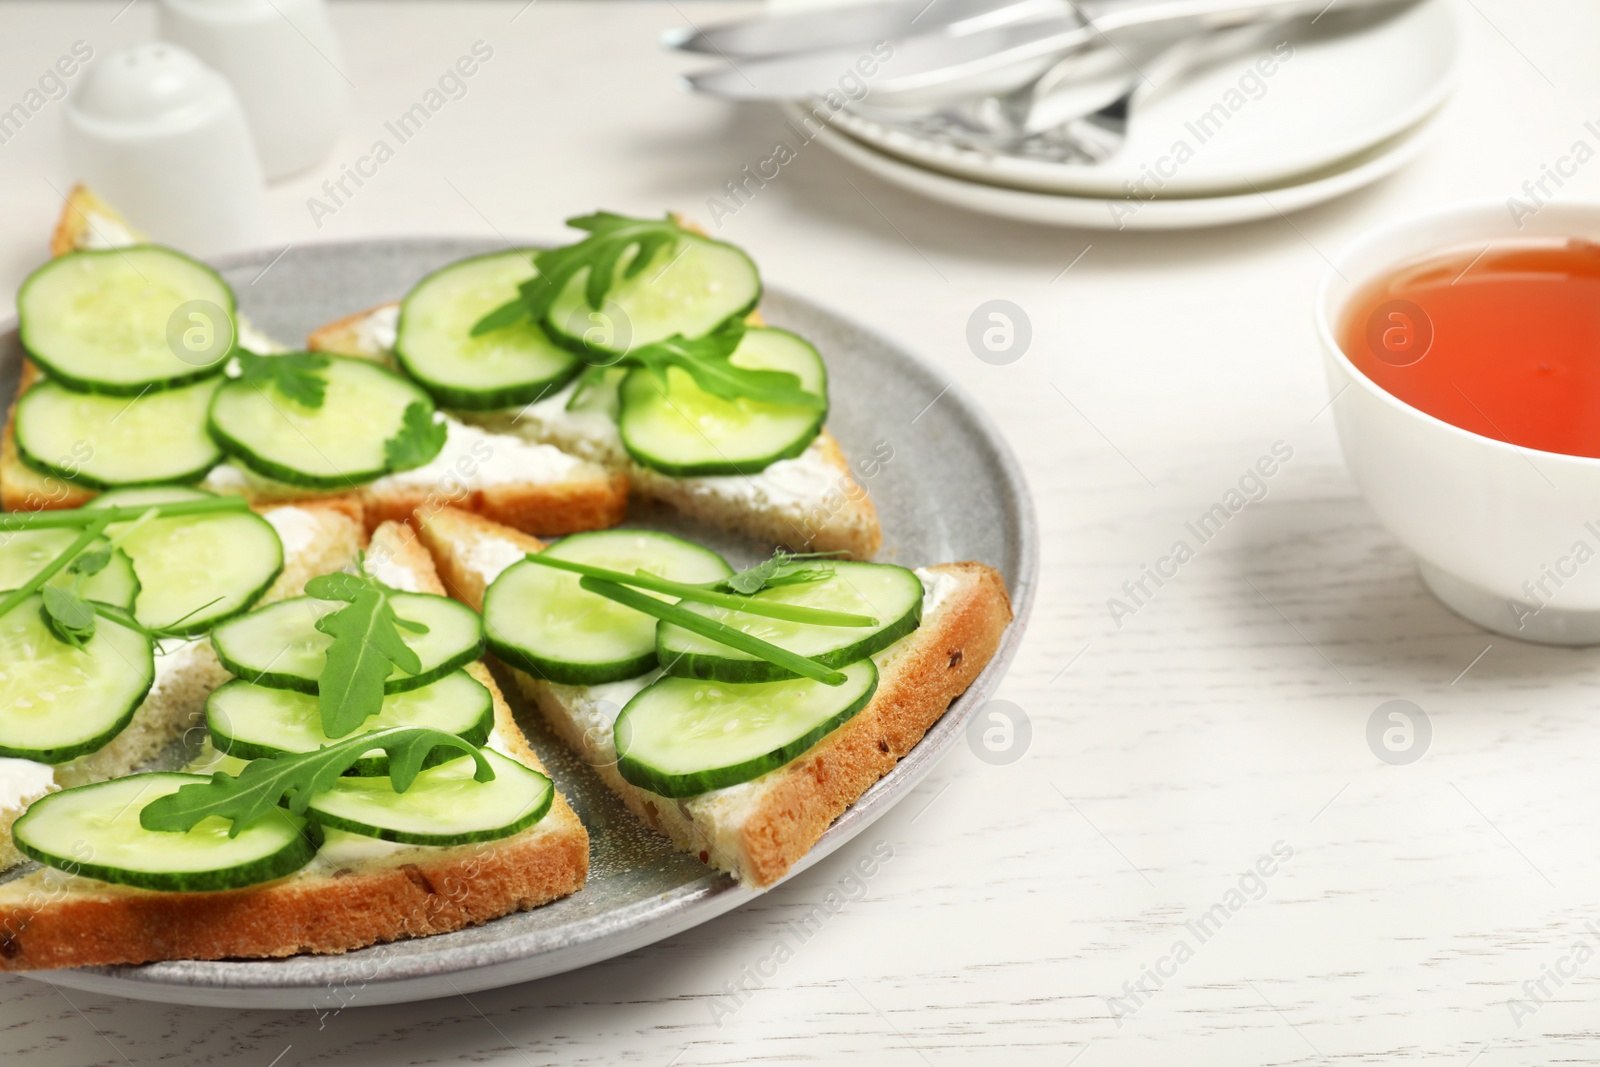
[735,561,1009,883]
[361,474,628,540]
[49,184,139,258]
[628,430,881,559]
[0,520,589,971]
[0,816,588,971]
[415,507,1011,888]
[1,361,96,512]
[306,302,396,360]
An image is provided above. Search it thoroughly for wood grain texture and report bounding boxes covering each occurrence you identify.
[4,0,1600,1063]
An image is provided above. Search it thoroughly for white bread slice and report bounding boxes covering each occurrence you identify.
[414,506,1010,888]
[1,187,629,538]
[309,296,882,560]
[0,519,588,971]
[0,502,365,871]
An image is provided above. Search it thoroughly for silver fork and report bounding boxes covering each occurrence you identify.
[846,18,1287,164]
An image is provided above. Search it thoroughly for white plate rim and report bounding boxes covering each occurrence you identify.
[828,0,1459,198]
[801,100,1446,230]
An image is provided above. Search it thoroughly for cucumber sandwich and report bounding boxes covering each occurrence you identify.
[3,186,628,537]
[0,490,364,871]
[308,213,882,559]
[418,505,1012,888]
[0,520,587,971]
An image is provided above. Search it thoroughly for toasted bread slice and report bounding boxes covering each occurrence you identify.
[0,501,364,872]
[1,188,629,539]
[310,296,882,559]
[49,183,143,257]
[415,506,1010,887]
[0,520,588,971]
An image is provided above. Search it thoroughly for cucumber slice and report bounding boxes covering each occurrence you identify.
[87,486,283,635]
[544,234,761,358]
[305,749,553,845]
[206,670,494,772]
[396,250,581,410]
[0,531,139,610]
[658,562,924,683]
[566,366,627,418]
[18,247,236,394]
[208,355,443,489]
[616,659,878,798]
[483,530,731,685]
[14,377,223,489]
[617,327,827,476]
[12,773,320,892]
[0,596,154,763]
[210,592,484,694]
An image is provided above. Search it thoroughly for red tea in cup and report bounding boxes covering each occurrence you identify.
[1341,239,1600,457]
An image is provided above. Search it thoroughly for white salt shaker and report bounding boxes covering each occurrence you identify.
[64,43,267,256]
[159,0,348,180]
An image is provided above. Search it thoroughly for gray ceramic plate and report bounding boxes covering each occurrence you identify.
[2,238,1036,1008]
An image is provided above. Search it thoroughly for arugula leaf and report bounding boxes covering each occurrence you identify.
[720,550,843,595]
[629,325,825,411]
[307,571,429,738]
[40,585,96,647]
[138,726,493,837]
[303,569,383,604]
[470,212,685,337]
[472,296,533,336]
[383,402,448,471]
[236,350,330,408]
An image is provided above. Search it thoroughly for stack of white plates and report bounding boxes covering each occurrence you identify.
[792,0,1458,230]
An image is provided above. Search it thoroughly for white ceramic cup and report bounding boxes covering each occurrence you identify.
[1318,198,1600,645]
[159,0,348,181]
[64,42,267,257]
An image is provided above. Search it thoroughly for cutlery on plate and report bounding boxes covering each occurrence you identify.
[847,17,1284,163]
[664,0,1071,59]
[681,0,1413,104]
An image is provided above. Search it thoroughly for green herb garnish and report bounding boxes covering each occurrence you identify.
[519,553,873,627]
[236,350,330,408]
[577,576,848,686]
[382,401,448,471]
[0,516,111,634]
[0,495,250,532]
[0,497,255,648]
[306,569,429,738]
[38,545,113,646]
[720,550,843,595]
[40,584,97,646]
[471,212,686,336]
[623,324,824,411]
[138,726,492,837]
[470,212,815,410]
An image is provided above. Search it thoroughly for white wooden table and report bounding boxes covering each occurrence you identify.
[4,1,1600,1063]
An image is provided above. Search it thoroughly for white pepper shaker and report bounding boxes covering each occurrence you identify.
[64,43,267,256]
[159,0,348,181]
